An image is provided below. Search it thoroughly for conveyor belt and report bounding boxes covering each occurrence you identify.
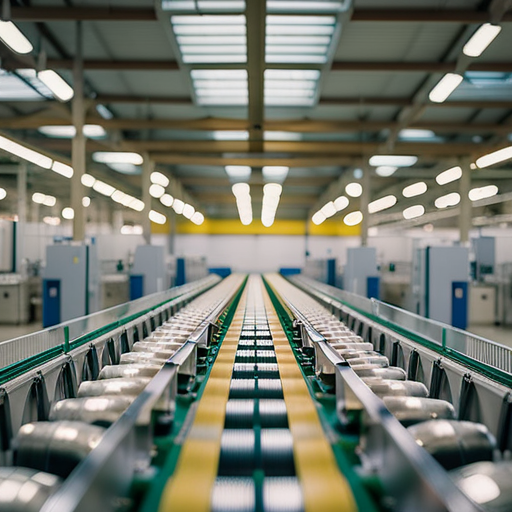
[158,275,357,512]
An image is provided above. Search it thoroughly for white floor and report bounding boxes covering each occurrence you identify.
[467,324,512,348]
[0,323,43,343]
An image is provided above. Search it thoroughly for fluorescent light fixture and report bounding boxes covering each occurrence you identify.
[263,183,282,197]
[0,21,33,54]
[160,194,174,207]
[468,185,498,201]
[96,104,114,120]
[151,171,170,187]
[172,199,185,214]
[82,197,91,207]
[344,211,363,226]
[435,192,461,209]
[262,166,289,183]
[267,1,347,12]
[32,193,56,207]
[38,125,106,139]
[32,192,45,204]
[403,205,425,220]
[334,196,349,211]
[232,183,250,198]
[436,166,462,185]
[375,166,397,177]
[51,161,73,178]
[261,182,282,227]
[149,184,165,199]
[264,68,321,107]
[37,70,74,102]
[232,182,252,225]
[149,210,167,225]
[42,195,56,207]
[107,162,140,175]
[213,131,249,140]
[475,146,512,168]
[429,73,463,103]
[403,182,427,198]
[320,201,336,218]
[81,174,96,187]
[127,198,145,212]
[463,23,501,57]
[43,216,60,226]
[93,180,116,197]
[345,182,362,198]
[0,188,6,201]
[183,203,195,219]
[369,155,418,167]
[353,168,363,179]
[120,224,143,235]
[263,131,301,141]
[368,195,397,214]
[93,152,143,165]
[312,211,326,225]
[112,190,128,204]
[0,135,52,169]
[191,212,205,225]
[226,165,251,181]
[398,129,436,140]
[62,207,74,220]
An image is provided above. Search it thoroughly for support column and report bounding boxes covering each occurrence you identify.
[142,155,154,244]
[459,157,472,244]
[360,164,371,246]
[169,212,176,255]
[16,162,27,274]
[71,21,86,241]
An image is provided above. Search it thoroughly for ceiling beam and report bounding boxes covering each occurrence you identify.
[350,9,512,23]
[150,155,356,166]
[330,61,512,73]
[46,59,180,71]
[179,176,334,187]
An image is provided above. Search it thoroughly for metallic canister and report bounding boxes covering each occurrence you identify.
[363,378,429,398]
[383,397,456,426]
[14,421,105,478]
[450,461,512,511]
[98,364,161,380]
[339,350,381,360]
[133,341,183,351]
[348,355,389,367]
[77,377,151,398]
[120,352,168,365]
[0,467,62,512]
[331,342,374,351]
[49,396,134,426]
[407,420,496,470]
[352,366,407,380]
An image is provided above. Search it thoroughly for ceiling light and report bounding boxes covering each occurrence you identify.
[403,205,425,220]
[369,155,418,167]
[398,129,436,140]
[191,212,204,225]
[42,195,56,207]
[263,183,282,197]
[149,184,165,198]
[149,210,167,225]
[263,131,301,141]
[429,73,463,103]
[334,195,349,211]
[32,192,45,204]
[38,125,106,139]
[93,152,143,165]
[81,174,96,187]
[232,183,251,198]
[320,201,336,218]
[262,166,289,183]
[62,207,74,220]
[353,168,363,179]
[475,146,512,168]
[43,216,60,226]
[37,70,74,102]
[213,131,249,140]
[96,104,114,120]
[345,182,362,197]
[435,192,461,209]
[120,224,143,235]
[160,194,174,207]
[173,199,185,214]
[368,195,397,214]
[112,190,129,204]
[0,188,6,201]
[312,211,326,225]
[82,197,91,208]
[32,193,56,207]
[468,185,498,201]
[0,135,52,169]
[436,166,462,185]
[344,211,363,226]
[226,166,251,181]
[93,180,116,197]
[463,23,502,57]
[127,198,145,212]
[0,21,33,54]
[403,182,427,198]
[51,161,73,178]
[151,171,170,187]
[183,203,195,219]
[107,162,140,175]
[375,166,397,177]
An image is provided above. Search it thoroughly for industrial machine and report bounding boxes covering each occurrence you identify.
[0,273,29,324]
[1,271,512,512]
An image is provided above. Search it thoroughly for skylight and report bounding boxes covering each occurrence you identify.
[264,69,320,106]
[0,70,51,100]
[191,69,248,106]
[162,0,245,12]
[267,1,349,12]
[265,15,335,64]
[171,15,247,64]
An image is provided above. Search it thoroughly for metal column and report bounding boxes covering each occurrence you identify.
[142,155,154,244]
[71,21,86,241]
[360,165,371,246]
[16,162,27,273]
[459,157,472,245]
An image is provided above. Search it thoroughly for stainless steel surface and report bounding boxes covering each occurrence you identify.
[362,379,429,398]
[77,378,151,398]
[98,364,162,380]
[382,397,456,426]
[351,366,407,380]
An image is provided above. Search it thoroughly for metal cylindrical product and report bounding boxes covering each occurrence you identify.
[0,467,62,512]
[331,342,374,351]
[348,355,389,367]
[49,397,134,426]
[120,352,168,365]
[450,461,512,511]
[98,364,162,380]
[339,350,381,359]
[77,377,151,398]
[383,397,456,426]
[212,477,255,512]
[363,378,429,398]
[130,344,176,360]
[263,477,304,512]
[14,421,105,478]
[224,400,288,429]
[261,429,295,476]
[407,420,496,470]
[133,341,183,352]
[218,429,255,476]
[229,379,283,399]
[352,366,407,380]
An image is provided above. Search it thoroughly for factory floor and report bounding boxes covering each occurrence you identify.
[0,322,42,343]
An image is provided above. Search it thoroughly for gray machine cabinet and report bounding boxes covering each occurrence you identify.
[344,247,378,297]
[131,245,167,296]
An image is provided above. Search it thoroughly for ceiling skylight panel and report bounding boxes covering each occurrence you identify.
[267,1,348,12]
[264,69,320,107]
[163,0,245,11]
[0,70,46,100]
[15,69,53,99]
[191,69,248,106]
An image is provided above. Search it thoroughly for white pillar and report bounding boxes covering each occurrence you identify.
[459,157,472,245]
[142,155,154,244]
[360,165,371,246]
[16,162,27,274]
